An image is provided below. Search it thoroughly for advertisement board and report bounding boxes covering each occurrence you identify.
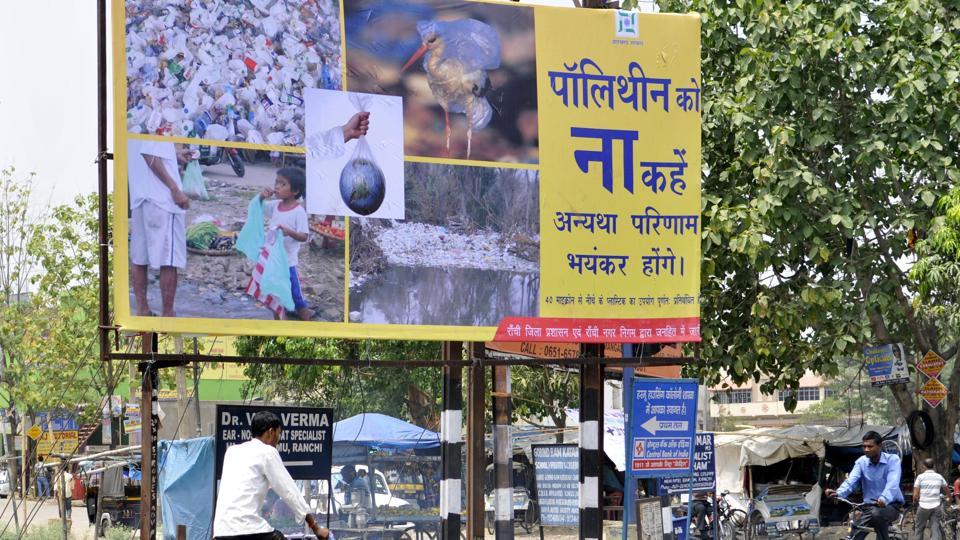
[863,344,910,387]
[215,405,334,480]
[112,0,700,342]
[659,432,715,494]
[629,378,698,477]
[532,444,579,527]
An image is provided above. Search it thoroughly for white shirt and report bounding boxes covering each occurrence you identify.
[213,438,311,537]
[915,470,947,509]
[262,199,309,266]
[128,139,184,214]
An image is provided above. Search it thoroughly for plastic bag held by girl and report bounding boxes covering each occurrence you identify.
[339,93,385,216]
[236,195,266,262]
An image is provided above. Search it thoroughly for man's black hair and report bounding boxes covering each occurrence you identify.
[278,167,306,199]
[862,430,884,446]
[251,411,282,437]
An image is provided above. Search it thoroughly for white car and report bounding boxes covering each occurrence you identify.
[0,468,9,498]
[300,465,411,516]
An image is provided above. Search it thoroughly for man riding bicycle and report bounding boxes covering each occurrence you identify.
[825,431,903,540]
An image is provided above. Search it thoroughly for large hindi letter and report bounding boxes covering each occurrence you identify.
[571,127,638,193]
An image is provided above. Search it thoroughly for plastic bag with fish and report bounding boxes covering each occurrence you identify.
[339,93,385,216]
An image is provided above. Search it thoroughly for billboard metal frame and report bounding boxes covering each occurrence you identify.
[93,3,699,540]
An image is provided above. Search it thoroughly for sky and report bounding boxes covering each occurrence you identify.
[0,0,609,213]
[0,1,113,211]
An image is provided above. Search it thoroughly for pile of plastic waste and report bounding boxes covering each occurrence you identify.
[125,0,342,147]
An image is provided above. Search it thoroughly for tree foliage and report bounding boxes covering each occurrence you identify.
[235,337,446,428]
[655,0,960,466]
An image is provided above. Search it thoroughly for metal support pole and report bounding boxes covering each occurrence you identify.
[193,339,202,436]
[140,333,159,540]
[492,365,513,539]
[59,462,68,540]
[579,345,604,540]
[96,0,111,365]
[441,342,464,540]
[466,343,486,540]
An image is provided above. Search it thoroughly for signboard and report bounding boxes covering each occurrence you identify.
[215,405,334,480]
[35,413,80,432]
[112,0,701,343]
[918,350,946,379]
[630,378,698,477]
[635,497,665,540]
[864,344,910,387]
[532,444,579,526]
[37,430,80,458]
[27,425,42,441]
[920,377,948,408]
[659,433,715,494]
[124,402,142,433]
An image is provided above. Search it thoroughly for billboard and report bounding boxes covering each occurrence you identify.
[112,0,700,342]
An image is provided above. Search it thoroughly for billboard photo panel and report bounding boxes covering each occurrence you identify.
[112,0,701,342]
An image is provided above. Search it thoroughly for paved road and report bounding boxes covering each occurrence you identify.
[0,497,96,539]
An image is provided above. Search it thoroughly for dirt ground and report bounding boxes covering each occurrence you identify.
[133,161,345,322]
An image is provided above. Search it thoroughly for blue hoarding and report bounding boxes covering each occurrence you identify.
[659,432,715,494]
[629,378,698,477]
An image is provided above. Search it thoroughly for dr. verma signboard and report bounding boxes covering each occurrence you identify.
[112,0,701,343]
[215,405,333,480]
[629,379,698,477]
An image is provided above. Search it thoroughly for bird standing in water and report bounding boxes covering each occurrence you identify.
[401,19,501,159]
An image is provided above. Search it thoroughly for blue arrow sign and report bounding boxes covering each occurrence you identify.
[629,378,698,477]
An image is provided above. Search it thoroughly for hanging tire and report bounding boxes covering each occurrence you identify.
[907,410,935,450]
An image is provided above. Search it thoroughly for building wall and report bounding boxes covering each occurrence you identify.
[709,372,835,428]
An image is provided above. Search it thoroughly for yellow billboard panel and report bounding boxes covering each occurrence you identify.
[112,0,699,343]
[37,431,79,458]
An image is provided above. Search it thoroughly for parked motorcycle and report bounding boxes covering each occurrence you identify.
[198,144,245,178]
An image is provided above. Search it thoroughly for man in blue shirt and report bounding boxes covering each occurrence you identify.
[825,431,903,540]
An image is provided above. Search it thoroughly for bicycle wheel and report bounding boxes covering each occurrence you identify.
[721,509,748,540]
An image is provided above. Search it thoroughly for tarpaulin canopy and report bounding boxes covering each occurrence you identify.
[564,409,626,471]
[333,413,440,449]
[717,425,831,467]
[158,437,214,540]
[824,425,898,448]
[715,426,833,495]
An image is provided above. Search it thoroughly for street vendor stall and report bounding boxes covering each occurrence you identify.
[715,426,832,538]
[331,414,443,539]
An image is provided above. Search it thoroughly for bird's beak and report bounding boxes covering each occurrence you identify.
[401,44,429,73]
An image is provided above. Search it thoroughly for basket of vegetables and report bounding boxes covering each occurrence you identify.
[186,222,238,256]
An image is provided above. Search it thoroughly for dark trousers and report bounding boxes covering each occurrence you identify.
[851,505,900,540]
[691,500,712,538]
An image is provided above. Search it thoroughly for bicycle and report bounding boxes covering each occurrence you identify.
[716,491,749,540]
[835,497,909,540]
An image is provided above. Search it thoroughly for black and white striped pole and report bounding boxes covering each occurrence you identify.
[441,342,463,540]
[579,345,604,540]
[493,365,514,539]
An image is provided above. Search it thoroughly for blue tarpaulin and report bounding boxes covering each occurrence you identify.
[333,413,440,449]
[158,437,214,540]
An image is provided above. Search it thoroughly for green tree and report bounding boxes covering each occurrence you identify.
[0,167,43,493]
[510,366,578,443]
[0,181,121,495]
[655,0,960,470]
[235,337,445,428]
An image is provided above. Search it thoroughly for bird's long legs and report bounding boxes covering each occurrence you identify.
[466,128,472,160]
[444,109,452,157]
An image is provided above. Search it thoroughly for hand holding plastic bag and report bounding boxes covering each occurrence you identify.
[236,195,265,261]
[339,93,385,216]
[182,160,209,200]
[259,232,294,311]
